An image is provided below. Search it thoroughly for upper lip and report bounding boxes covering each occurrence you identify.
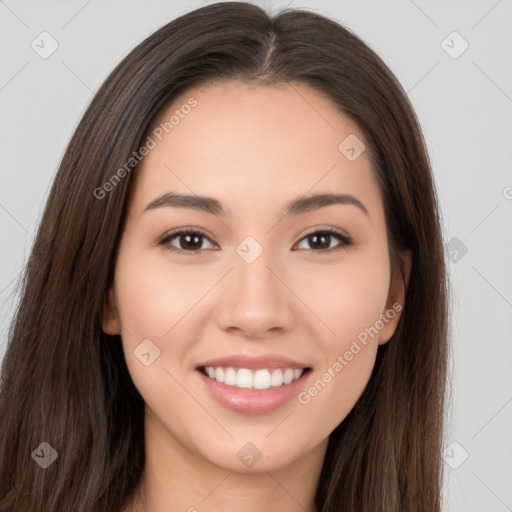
[196,354,310,370]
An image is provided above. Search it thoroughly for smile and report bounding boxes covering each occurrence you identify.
[200,366,305,390]
[195,354,312,414]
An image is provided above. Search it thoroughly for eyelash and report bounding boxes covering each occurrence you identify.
[157,227,353,256]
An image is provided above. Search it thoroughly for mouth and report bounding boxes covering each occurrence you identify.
[197,365,312,391]
[195,354,313,415]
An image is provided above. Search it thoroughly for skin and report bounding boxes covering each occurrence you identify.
[103,81,412,512]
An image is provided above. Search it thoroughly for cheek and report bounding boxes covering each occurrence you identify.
[112,247,199,431]
[112,242,223,406]
[296,252,391,345]
[293,251,389,422]
[297,297,383,436]
[113,244,211,341]
[299,344,378,434]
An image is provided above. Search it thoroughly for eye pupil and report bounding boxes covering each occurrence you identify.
[181,233,202,250]
[309,233,330,249]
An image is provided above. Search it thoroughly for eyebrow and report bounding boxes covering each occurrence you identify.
[142,191,369,218]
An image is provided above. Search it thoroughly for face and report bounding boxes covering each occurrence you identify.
[103,81,409,473]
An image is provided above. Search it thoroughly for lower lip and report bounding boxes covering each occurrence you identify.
[196,369,311,415]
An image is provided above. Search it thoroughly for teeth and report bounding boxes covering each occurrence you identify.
[224,367,237,386]
[270,369,283,386]
[203,366,305,390]
[283,368,294,384]
[253,369,271,390]
[236,368,253,389]
[215,367,225,383]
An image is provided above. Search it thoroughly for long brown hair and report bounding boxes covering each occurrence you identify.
[0,2,448,510]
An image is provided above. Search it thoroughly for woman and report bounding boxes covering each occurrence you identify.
[0,2,449,511]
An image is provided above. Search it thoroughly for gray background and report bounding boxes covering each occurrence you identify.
[1,1,511,510]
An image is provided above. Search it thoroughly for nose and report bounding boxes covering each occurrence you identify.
[215,250,296,340]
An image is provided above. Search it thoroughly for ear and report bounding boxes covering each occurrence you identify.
[102,287,121,335]
[378,249,412,346]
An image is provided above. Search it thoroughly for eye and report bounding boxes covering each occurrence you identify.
[157,227,352,255]
[158,228,217,255]
[294,228,352,253]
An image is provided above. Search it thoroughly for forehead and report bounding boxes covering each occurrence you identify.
[131,81,381,218]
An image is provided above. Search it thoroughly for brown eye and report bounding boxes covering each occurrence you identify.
[158,227,352,255]
[295,229,352,253]
[158,229,216,254]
